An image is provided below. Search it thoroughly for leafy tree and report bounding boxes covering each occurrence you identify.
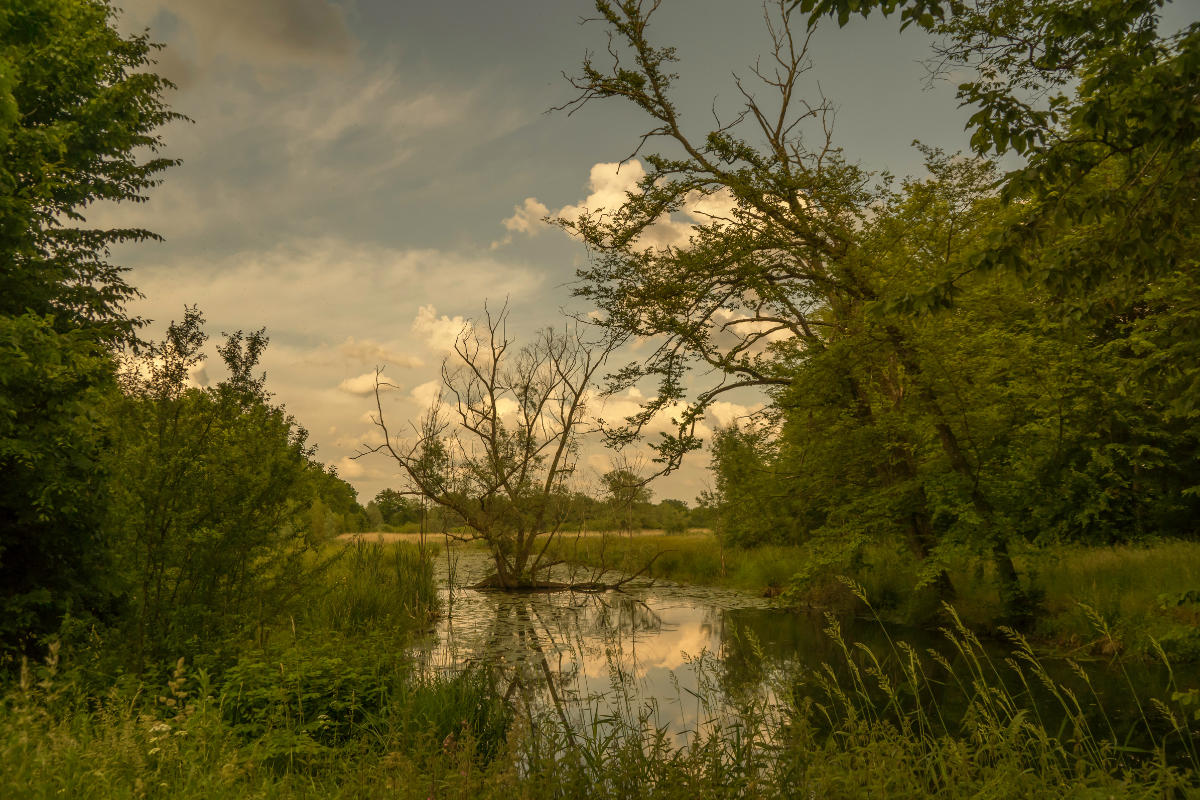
[799,0,1200,412]
[0,315,117,658]
[0,0,180,339]
[373,488,424,526]
[558,1,992,597]
[657,499,689,534]
[602,469,654,508]
[0,0,177,657]
[105,309,327,669]
[306,464,367,535]
[558,1,1200,611]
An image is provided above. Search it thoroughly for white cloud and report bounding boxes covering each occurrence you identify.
[336,456,366,479]
[492,197,551,248]
[707,400,764,429]
[494,397,520,419]
[505,161,737,251]
[410,380,442,409]
[596,386,762,441]
[412,305,469,353]
[188,361,210,387]
[337,371,400,396]
[334,429,385,449]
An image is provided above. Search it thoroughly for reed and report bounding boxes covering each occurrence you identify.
[314,537,440,632]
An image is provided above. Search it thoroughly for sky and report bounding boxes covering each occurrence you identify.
[95,0,1005,506]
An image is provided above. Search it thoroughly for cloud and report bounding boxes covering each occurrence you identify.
[492,198,551,248]
[596,387,763,441]
[188,361,210,387]
[410,380,442,409]
[84,60,495,256]
[339,337,423,368]
[412,305,469,353]
[338,372,400,396]
[334,429,385,450]
[123,0,356,73]
[707,400,764,429]
[494,397,520,419]
[555,161,647,226]
[505,161,737,251]
[336,455,366,479]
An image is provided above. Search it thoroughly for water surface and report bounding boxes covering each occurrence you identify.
[415,544,1199,754]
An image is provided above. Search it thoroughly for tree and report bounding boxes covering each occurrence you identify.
[602,468,654,508]
[558,1,1003,598]
[555,1,1200,611]
[365,306,627,590]
[373,488,425,526]
[799,0,1200,413]
[0,0,178,657]
[105,309,327,668]
[0,0,180,339]
[0,315,117,658]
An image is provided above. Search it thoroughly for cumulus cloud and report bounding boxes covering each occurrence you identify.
[494,397,520,420]
[337,372,400,396]
[188,361,210,388]
[336,455,366,479]
[504,161,736,251]
[596,386,763,441]
[410,380,443,409]
[334,429,385,450]
[555,161,647,226]
[492,198,550,249]
[412,305,469,353]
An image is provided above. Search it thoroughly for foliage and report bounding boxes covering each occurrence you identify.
[0,314,116,660]
[0,0,180,340]
[601,468,654,508]
[800,0,1200,412]
[374,488,426,527]
[559,1,1200,610]
[0,0,178,664]
[103,309,330,669]
[6,588,1200,798]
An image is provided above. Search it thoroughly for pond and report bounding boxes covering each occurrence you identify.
[413,545,1200,757]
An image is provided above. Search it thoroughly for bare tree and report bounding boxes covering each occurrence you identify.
[362,306,630,590]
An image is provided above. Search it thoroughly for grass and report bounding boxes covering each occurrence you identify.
[7,531,1200,797]
[314,536,440,632]
[546,532,1200,659]
[5,587,1200,798]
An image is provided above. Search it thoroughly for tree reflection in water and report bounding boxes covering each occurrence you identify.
[412,547,1200,759]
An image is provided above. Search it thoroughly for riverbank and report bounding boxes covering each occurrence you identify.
[543,533,1200,660]
[6,537,1200,798]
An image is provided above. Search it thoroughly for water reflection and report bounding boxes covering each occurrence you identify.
[417,547,1199,757]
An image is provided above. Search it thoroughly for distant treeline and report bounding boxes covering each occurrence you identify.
[364,484,713,536]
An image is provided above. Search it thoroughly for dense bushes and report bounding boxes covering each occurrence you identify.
[0,314,118,661]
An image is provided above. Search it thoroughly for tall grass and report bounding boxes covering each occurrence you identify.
[315,536,440,631]
[6,591,1200,798]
